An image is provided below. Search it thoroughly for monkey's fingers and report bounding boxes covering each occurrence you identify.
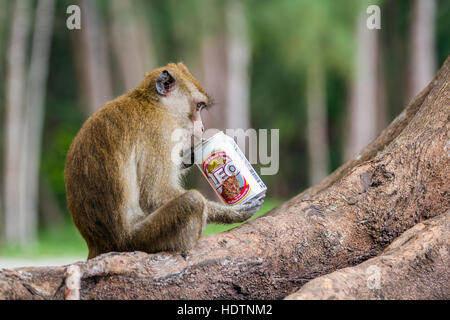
[237,197,264,216]
[256,192,266,201]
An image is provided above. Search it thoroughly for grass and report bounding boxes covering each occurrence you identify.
[0,220,88,259]
[203,198,282,235]
[0,198,282,259]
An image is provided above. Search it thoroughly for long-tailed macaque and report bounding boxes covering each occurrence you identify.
[65,63,264,259]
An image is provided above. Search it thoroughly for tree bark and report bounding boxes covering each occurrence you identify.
[0,57,449,300]
[285,211,449,300]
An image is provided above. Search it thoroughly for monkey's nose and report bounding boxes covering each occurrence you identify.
[201,125,205,132]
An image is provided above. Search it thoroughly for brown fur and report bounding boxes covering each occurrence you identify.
[65,63,263,259]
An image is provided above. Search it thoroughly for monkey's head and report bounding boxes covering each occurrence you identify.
[143,62,213,144]
[137,62,213,168]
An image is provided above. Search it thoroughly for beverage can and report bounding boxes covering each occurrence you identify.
[193,131,267,205]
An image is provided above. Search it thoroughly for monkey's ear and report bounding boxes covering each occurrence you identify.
[156,70,176,96]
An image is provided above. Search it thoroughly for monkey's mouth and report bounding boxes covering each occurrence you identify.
[181,146,195,169]
[181,136,206,169]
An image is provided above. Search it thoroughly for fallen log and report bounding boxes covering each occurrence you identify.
[285,211,449,300]
[0,57,449,300]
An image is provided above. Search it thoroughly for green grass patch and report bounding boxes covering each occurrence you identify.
[203,198,282,236]
[0,220,88,259]
[0,198,283,258]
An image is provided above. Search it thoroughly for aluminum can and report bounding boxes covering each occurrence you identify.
[193,131,267,205]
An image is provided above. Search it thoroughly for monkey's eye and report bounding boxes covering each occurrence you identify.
[196,102,207,111]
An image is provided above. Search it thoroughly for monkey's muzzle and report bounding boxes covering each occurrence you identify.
[181,146,195,169]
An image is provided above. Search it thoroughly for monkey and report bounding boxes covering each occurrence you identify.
[65,62,264,259]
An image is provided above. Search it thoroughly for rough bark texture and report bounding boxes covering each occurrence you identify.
[285,211,449,300]
[0,58,449,300]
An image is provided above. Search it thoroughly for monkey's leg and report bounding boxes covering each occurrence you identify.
[131,190,207,253]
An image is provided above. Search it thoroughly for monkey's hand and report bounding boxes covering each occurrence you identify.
[206,195,265,224]
[234,196,265,222]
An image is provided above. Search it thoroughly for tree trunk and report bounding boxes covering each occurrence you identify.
[225,0,250,136]
[72,0,113,115]
[2,0,31,244]
[306,61,329,185]
[38,177,62,227]
[408,0,436,103]
[18,0,56,244]
[198,1,251,194]
[285,211,449,300]
[200,38,228,137]
[0,0,9,234]
[345,14,380,161]
[0,57,448,300]
[376,45,387,134]
[109,0,155,92]
[0,0,8,92]
[198,6,229,201]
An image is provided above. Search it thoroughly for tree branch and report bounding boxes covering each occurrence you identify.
[285,211,449,300]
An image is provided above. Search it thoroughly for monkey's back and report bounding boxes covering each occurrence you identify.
[65,96,150,255]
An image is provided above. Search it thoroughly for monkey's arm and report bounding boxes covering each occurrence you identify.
[205,196,264,224]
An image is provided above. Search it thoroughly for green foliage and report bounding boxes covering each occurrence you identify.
[34,0,450,213]
[437,0,450,65]
[41,119,80,207]
[249,0,362,77]
[247,0,362,196]
[41,3,85,210]
[380,0,413,119]
[1,0,449,256]
[0,219,88,258]
[326,70,348,171]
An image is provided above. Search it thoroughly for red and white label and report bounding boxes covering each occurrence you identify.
[202,151,250,205]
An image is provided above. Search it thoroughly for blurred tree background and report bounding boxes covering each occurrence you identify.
[0,0,448,261]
